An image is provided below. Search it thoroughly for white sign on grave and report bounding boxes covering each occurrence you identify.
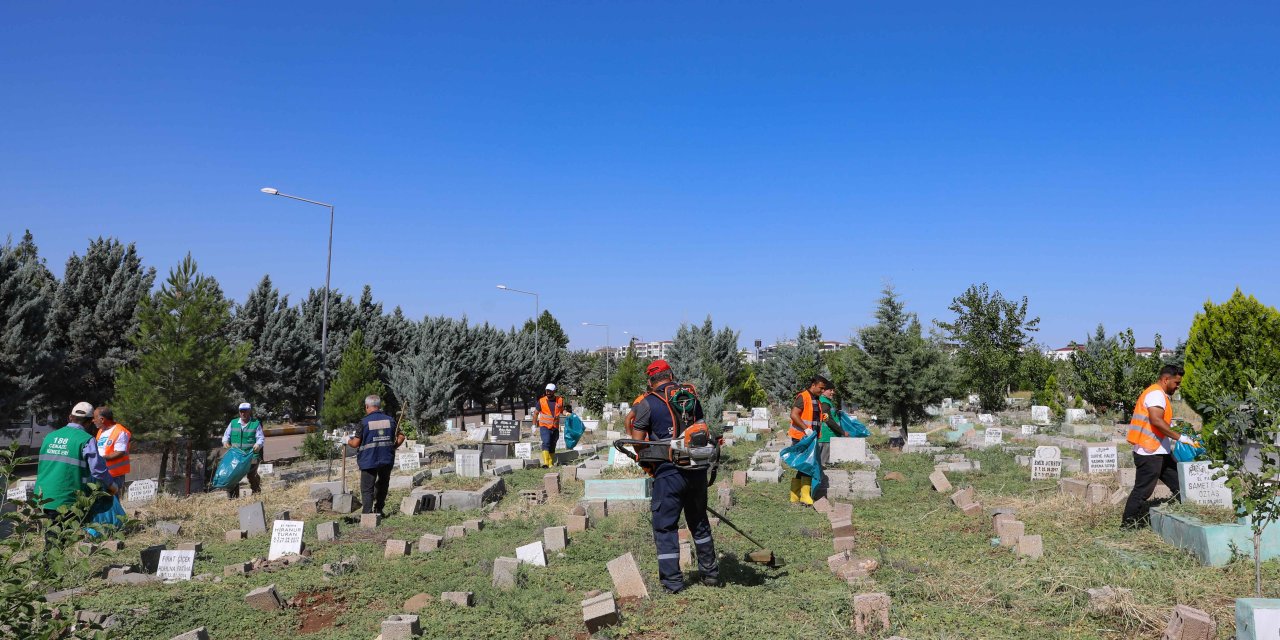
[268,520,305,560]
[978,414,995,425]
[984,428,1003,444]
[1031,446,1063,480]
[1244,607,1280,640]
[445,419,458,433]
[1085,446,1118,474]
[1021,425,1037,436]
[6,480,31,501]
[516,540,546,566]
[258,463,274,475]
[413,444,426,456]
[949,415,966,428]
[608,445,638,468]
[906,433,928,446]
[583,419,599,432]
[1180,461,1233,508]
[1030,405,1050,424]
[752,407,769,419]
[1065,408,1087,423]
[515,443,533,459]
[942,397,953,409]
[396,452,421,472]
[156,549,196,581]
[126,479,158,503]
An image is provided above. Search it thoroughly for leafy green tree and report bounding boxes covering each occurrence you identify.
[114,254,247,489]
[230,275,316,419]
[321,329,386,428]
[1071,325,1166,419]
[936,283,1039,412]
[607,342,648,404]
[43,237,155,415]
[1182,289,1280,413]
[300,430,335,462]
[730,363,769,408]
[1033,373,1066,419]
[1013,344,1057,393]
[0,231,56,420]
[757,326,824,405]
[841,286,948,436]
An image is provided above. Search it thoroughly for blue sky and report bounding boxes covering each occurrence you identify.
[3,3,1277,351]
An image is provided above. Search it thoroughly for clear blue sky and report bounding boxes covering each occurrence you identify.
[3,3,1278,351]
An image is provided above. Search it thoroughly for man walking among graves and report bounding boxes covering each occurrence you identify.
[34,402,119,523]
[817,386,846,466]
[533,383,572,468]
[1121,365,1195,529]
[789,376,831,505]
[93,406,131,487]
[221,402,264,498]
[627,359,720,594]
[347,395,404,516]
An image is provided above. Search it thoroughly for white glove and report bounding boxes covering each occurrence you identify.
[1178,435,1194,445]
[804,428,814,437]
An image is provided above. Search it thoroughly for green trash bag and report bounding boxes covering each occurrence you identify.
[564,414,586,449]
[211,447,254,490]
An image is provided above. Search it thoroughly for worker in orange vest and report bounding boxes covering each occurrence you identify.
[788,375,831,505]
[1121,364,1194,529]
[93,406,131,487]
[533,384,572,468]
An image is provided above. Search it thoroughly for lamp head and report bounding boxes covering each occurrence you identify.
[496,285,507,290]
[260,187,279,195]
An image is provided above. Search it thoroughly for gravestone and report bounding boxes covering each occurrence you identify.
[827,437,866,463]
[1235,598,1280,640]
[906,433,927,447]
[1179,461,1232,507]
[455,450,482,478]
[492,419,521,442]
[1065,408,1087,423]
[516,541,547,567]
[127,479,157,504]
[156,549,196,581]
[258,463,274,475]
[1031,446,1062,480]
[515,443,533,460]
[984,429,1003,444]
[978,414,996,425]
[238,502,268,537]
[1021,425,1037,436]
[1031,405,1050,424]
[396,452,420,472]
[267,520,305,560]
[607,552,649,599]
[1085,445,1118,474]
[413,444,426,456]
[948,415,966,428]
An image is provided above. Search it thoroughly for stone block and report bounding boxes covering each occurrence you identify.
[829,501,854,522]
[1116,468,1136,487]
[812,497,831,513]
[1163,604,1216,640]
[993,512,1016,535]
[400,495,423,516]
[239,502,267,537]
[883,471,906,482]
[170,627,210,640]
[1085,483,1109,504]
[223,562,251,576]
[1059,478,1089,499]
[1086,586,1133,615]
[545,526,568,552]
[317,521,339,541]
[852,593,891,636]
[929,470,952,492]
[462,519,484,533]
[225,529,247,542]
[244,584,283,611]
[140,544,166,573]
[155,521,181,536]
[586,499,608,520]
[417,533,443,553]
[177,541,203,553]
[385,539,412,558]
[747,468,783,483]
[717,486,733,510]
[961,502,983,516]
[949,487,974,508]
[440,592,473,607]
[584,478,652,500]
[493,556,519,589]
[272,510,291,522]
[108,571,157,585]
[827,437,867,463]
[834,536,856,552]
[444,525,466,540]
[582,591,621,633]
[544,472,561,496]
[567,515,590,533]
[997,520,1024,547]
[1015,534,1043,559]
[607,552,649,599]
[828,550,852,574]
[831,518,856,539]
[381,613,422,640]
[360,513,381,529]
[733,471,748,486]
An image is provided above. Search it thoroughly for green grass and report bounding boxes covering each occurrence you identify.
[64,436,1272,639]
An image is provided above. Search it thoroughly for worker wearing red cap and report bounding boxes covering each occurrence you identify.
[533,383,572,468]
[627,359,720,594]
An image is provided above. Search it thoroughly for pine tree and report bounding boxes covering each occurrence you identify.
[230,275,317,418]
[0,231,56,420]
[666,317,742,427]
[757,326,825,405]
[300,287,359,411]
[388,316,465,435]
[842,286,947,436]
[43,237,155,415]
[936,283,1039,412]
[113,254,247,489]
[607,342,648,404]
[321,329,386,428]
[1182,289,1280,414]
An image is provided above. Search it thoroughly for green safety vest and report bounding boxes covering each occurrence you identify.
[227,419,262,461]
[819,397,840,443]
[33,425,93,510]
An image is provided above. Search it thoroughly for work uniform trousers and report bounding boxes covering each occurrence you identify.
[651,468,719,592]
[226,459,262,499]
[360,464,393,515]
[1121,452,1181,527]
[540,426,559,454]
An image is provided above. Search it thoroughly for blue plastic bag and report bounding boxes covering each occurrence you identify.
[211,447,254,489]
[85,495,126,538]
[564,414,586,450]
[780,431,823,493]
[839,412,871,438]
[1172,437,1205,462]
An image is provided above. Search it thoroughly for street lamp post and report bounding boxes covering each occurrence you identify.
[582,322,610,383]
[261,187,334,422]
[497,284,540,377]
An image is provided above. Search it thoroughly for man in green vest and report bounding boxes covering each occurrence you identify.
[220,402,264,498]
[34,402,119,521]
[817,386,847,465]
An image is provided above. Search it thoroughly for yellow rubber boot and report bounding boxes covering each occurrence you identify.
[799,482,814,505]
[541,451,553,468]
[789,477,802,503]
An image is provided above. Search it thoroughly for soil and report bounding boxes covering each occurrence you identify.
[294,589,344,634]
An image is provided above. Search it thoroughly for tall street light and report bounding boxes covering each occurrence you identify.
[497,285,540,378]
[261,187,335,422]
[582,322,610,382]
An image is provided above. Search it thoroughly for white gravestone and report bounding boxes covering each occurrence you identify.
[1030,405,1050,424]
[978,414,996,426]
[413,444,426,456]
[6,480,31,501]
[455,450,482,478]
[1031,446,1063,480]
[942,397,953,409]
[515,443,533,460]
[949,415,966,428]
[752,407,768,419]
[1021,425,1037,436]
[984,428,1003,444]
[268,520,305,560]
[156,549,196,581]
[445,419,458,433]
[516,541,547,566]
[1085,446,1118,474]
[906,433,928,446]
[583,419,599,432]
[1065,408,1087,423]
[258,463,274,475]
[396,452,421,472]
[126,479,158,503]
[1242,605,1280,640]
[1179,461,1232,508]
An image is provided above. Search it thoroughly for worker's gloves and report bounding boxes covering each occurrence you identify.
[1178,435,1195,445]
[804,428,814,437]
[253,445,262,453]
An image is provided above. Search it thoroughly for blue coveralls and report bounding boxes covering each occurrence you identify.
[355,411,398,515]
[636,383,720,593]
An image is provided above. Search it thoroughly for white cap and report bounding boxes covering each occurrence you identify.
[545,384,557,391]
[71,402,94,418]
[238,402,252,411]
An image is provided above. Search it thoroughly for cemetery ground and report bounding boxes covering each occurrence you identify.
[62,433,1276,639]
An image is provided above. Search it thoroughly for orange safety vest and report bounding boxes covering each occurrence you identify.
[537,396,565,429]
[790,390,825,440]
[1128,383,1172,453]
[96,422,132,477]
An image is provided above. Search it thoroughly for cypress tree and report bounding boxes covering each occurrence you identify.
[1182,289,1280,414]
[0,231,56,420]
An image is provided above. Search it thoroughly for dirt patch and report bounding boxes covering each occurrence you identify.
[293,589,343,634]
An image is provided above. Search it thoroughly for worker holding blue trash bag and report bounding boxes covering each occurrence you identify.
[788,376,831,505]
[533,383,572,468]
[219,402,264,498]
[1121,365,1201,529]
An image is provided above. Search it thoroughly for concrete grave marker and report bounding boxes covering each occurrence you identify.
[978,414,996,425]
[1031,405,1050,424]
[827,437,866,463]
[413,444,426,456]
[455,450,482,478]
[984,428,1003,444]
[127,479,157,503]
[1236,598,1280,640]
[238,502,268,537]
[515,443,533,459]
[156,549,196,581]
[607,552,649,599]
[1066,408,1087,423]
[267,520,305,560]
[906,433,928,447]
[1021,425,1037,436]
[948,415,966,428]
[1179,461,1232,508]
[1085,445,1118,474]
[1031,446,1062,480]
[396,452,420,472]
[516,541,547,567]
[258,463,274,475]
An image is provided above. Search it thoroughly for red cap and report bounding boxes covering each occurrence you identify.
[646,359,671,377]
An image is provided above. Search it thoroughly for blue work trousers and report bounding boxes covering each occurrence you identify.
[651,468,719,592]
[540,426,559,453]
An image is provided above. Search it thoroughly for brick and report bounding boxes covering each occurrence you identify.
[961,502,983,516]
[462,519,484,533]
[997,520,1024,547]
[1015,534,1043,559]
[384,539,412,558]
[492,557,519,590]
[544,472,561,496]
[852,592,891,635]
[582,591,621,633]
[567,515,590,533]
[360,513,381,529]
[831,518,856,539]
[827,550,852,574]
[225,529,247,542]
[1059,478,1089,499]
[100,540,123,552]
[381,614,422,640]
[417,534,443,553]
[679,541,693,569]
[1162,604,1216,640]
[177,541,203,553]
[317,521,339,542]
[834,536,856,552]
[993,512,1016,534]
[929,470,952,493]
[223,562,251,577]
[544,526,568,553]
[949,487,974,508]
[733,471,748,487]
[444,525,466,540]
[244,584,283,611]
[400,495,423,516]
[829,501,854,521]
[812,497,832,513]
[718,486,734,509]
[1085,483,1109,504]
[607,552,649,599]
[586,500,608,520]
[440,592,473,607]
